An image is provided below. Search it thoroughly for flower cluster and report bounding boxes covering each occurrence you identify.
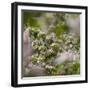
[29,28,60,65]
[27,27,80,75]
[59,33,80,55]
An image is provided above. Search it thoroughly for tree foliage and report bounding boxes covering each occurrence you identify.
[23,11,80,76]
